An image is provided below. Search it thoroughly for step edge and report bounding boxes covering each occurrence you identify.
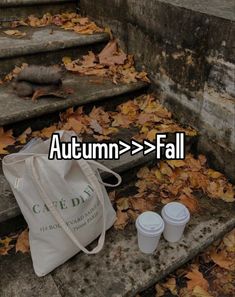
[0,81,147,126]
[0,0,75,7]
[0,33,109,59]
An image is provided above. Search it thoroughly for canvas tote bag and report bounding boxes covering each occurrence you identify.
[2,131,121,276]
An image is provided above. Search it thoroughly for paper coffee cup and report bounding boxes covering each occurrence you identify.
[136,211,165,254]
[161,202,190,243]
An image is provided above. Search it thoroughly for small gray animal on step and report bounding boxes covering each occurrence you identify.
[12,65,63,98]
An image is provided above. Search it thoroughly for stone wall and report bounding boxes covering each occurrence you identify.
[80,0,235,181]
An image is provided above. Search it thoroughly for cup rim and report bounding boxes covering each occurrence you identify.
[162,202,190,226]
[136,211,165,237]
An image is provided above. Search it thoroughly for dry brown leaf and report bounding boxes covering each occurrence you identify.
[192,286,213,297]
[179,194,200,213]
[186,266,209,291]
[223,229,235,253]
[17,127,32,144]
[0,127,15,154]
[98,40,127,66]
[116,197,130,211]
[0,237,14,255]
[15,229,30,254]
[155,284,165,297]
[167,160,186,168]
[210,249,234,271]
[114,210,129,230]
[162,277,177,295]
[4,29,26,37]
[38,125,57,138]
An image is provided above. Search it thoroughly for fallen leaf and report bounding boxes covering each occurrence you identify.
[167,160,186,168]
[0,237,14,255]
[186,266,209,291]
[210,249,234,271]
[223,229,235,253]
[179,194,200,213]
[15,229,29,254]
[0,127,15,154]
[4,29,26,37]
[98,40,127,66]
[114,210,129,230]
[192,286,213,297]
[162,277,177,295]
[17,127,32,144]
[116,197,130,211]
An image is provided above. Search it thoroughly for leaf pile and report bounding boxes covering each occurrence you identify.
[11,12,103,35]
[0,228,29,256]
[152,228,235,297]
[0,94,196,154]
[113,154,234,230]
[0,63,28,84]
[63,40,150,84]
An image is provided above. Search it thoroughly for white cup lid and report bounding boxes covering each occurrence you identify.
[136,211,164,236]
[162,202,190,224]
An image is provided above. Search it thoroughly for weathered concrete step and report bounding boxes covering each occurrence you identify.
[0,186,234,297]
[0,28,109,77]
[0,0,74,6]
[0,74,146,126]
[0,132,195,232]
[157,0,235,22]
[0,1,76,24]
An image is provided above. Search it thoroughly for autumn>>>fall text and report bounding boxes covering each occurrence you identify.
[48,132,185,160]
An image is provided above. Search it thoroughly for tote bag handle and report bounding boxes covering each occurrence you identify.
[25,156,109,254]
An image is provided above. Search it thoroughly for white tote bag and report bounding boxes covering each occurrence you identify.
[2,131,121,276]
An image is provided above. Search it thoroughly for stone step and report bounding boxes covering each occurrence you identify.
[0,27,109,77]
[0,130,196,234]
[0,1,77,25]
[0,74,147,127]
[0,172,234,297]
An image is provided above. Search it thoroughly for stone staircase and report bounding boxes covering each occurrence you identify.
[0,1,234,297]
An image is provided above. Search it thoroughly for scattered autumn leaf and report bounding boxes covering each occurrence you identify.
[114,210,129,230]
[0,127,15,154]
[210,249,234,271]
[192,286,213,297]
[15,229,30,254]
[4,29,26,38]
[186,266,209,291]
[17,127,32,144]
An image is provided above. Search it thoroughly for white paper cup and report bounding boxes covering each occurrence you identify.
[136,211,165,254]
[161,202,190,243]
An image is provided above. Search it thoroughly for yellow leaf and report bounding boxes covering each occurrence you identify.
[207,169,223,179]
[62,56,72,65]
[167,160,186,168]
[116,198,130,211]
[146,129,158,141]
[155,284,165,297]
[4,29,26,37]
[192,286,213,297]
[159,162,173,177]
[162,277,177,295]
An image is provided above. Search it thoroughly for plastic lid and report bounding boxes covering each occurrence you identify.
[162,202,190,225]
[136,211,164,236]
